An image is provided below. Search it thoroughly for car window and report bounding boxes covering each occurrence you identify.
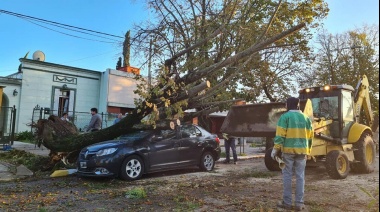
[160,129,176,139]
[119,131,153,141]
[181,125,202,138]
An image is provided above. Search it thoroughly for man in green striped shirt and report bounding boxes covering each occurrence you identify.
[272,97,314,211]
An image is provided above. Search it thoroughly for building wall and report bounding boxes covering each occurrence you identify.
[1,58,144,134]
[0,78,22,136]
[17,59,102,132]
[0,78,21,109]
[107,69,140,109]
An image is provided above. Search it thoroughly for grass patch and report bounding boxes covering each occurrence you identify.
[249,143,260,147]
[239,170,276,178]
[15,131,36,144]
[306,200,325,212]
[84,181,116,190]
[357,185,379,210]
[125,187,147,199]
[173,195,200,211]
[0,149,50,172]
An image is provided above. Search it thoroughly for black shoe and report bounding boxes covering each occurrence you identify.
[277,201,292,210]
[234,161,237,165]
[222,160,230,164]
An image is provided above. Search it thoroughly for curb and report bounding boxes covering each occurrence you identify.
[216,154,265,163]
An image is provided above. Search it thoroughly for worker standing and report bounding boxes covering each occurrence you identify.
[271,97,314,211]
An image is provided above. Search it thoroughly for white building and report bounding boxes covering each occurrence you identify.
[0,53,141,136]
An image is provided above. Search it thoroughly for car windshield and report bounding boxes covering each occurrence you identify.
[119,131,154,142]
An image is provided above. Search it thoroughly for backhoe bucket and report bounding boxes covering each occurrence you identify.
[220,102,286,137]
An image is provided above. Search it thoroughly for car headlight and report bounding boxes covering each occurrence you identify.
[96,148,117,156]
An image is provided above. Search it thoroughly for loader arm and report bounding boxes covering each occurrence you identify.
[353,75,374,131]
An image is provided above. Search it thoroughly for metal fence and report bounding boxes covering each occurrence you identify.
[0,106,16,146]
[31,106,119,133]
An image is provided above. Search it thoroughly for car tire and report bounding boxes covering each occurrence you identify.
[120,155,144,181]
[200,151,215,171]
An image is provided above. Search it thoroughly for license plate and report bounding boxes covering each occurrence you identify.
[80,162,87,168]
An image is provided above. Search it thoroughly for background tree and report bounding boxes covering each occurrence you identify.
[131,0,328,104]
[123,30,131,67]
[305,24,379,116]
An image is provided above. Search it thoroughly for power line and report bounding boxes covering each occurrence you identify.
[0,9,124,40]
[23,18,120,43]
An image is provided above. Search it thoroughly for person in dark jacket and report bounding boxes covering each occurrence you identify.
[86,108,102,132]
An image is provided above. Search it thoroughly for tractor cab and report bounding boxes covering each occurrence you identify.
[298,84,355,143]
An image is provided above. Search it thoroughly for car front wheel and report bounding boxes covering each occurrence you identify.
[200,151,215,171]
[120,155,144,181]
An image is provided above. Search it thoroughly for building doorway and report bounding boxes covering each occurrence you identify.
[53,86,75,117]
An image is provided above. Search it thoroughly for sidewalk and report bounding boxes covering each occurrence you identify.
[0,141,48,182]
[0,140,266,181]
[217,139,266,161]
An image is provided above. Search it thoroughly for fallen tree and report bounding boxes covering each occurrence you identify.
[37,1,314,166]
[36,5,307,165]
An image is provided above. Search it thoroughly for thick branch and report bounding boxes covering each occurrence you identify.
[181,22,306,85]
[193,52,257,101]
[184,106,220,122]
[153,80,210,106]
[165,25,225,70]
[189,99,244,108]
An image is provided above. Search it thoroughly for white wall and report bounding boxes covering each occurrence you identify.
[16,59,102,132]
[107,69,141,108]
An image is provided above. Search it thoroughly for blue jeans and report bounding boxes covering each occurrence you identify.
[282,153,306,206]
[225,138,238,162]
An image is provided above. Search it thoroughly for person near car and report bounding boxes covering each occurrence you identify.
[222,133,238,164]
[61,112,69,122]
[113,113,123,125]
[271,97,314,211]
[86,108,102,132]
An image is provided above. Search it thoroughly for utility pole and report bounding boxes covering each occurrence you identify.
[148,39,152,90]
[351,45,362,79]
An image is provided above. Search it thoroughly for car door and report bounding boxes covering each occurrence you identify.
[177,125,204,165]
[147,129,180,170]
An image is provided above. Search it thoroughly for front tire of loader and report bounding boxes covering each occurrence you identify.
[325,150,350,179]
[264,147,281,171]
[351,133,376,173]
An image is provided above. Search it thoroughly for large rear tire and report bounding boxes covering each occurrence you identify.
[264,147,281,171]
[325,150,350,179]
[351,133,376,173]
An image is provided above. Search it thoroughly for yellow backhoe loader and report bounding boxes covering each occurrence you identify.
[221,75,377,179]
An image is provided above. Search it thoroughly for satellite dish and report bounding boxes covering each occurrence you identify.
[32,50,45,61]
